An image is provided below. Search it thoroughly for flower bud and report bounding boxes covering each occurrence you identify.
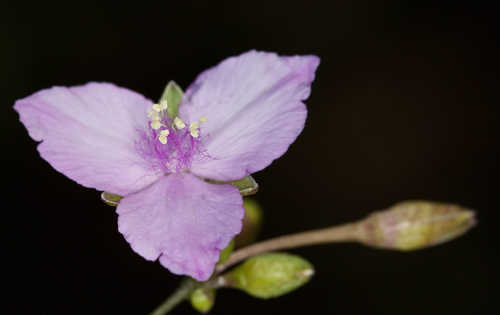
[217,240,235,265]
[223,253,314,299]
[358,200,476,251]
[235,198,263,248]
[189,287,215,314]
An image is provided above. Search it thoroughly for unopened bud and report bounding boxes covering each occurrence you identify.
[217,240,235,265]
[189,287,215,314]
[223,253,314,299]
[235,198,263,248]
[358,200,476,251]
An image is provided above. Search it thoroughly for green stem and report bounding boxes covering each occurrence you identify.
[215,222,360,274]
[149,278,198,315]
[149,221,361,314]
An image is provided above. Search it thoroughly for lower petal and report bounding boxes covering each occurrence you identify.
[116,173,244,281]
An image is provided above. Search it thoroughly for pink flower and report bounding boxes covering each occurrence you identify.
[14,51,320,281]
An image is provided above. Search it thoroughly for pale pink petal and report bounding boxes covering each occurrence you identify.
[14,82,161,195]
[179,50,320,180]
[116,173,243,281]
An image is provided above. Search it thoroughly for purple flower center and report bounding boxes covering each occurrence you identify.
[135,104,208,174]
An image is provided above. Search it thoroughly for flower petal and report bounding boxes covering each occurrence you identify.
[116,173,243,281]
[14,82,161,195]
[179,50,320,180]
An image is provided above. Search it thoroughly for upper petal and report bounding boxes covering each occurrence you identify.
[179,50,320,180]
[117,173,243,281]
[14,82,161,195]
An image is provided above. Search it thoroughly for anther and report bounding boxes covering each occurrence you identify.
[150,120,162,130]
[173,117,186,129]
[147,109,160,120]
[152,104,162,112]
[159,101,168,111]
[189,122,200,138]
[158,135,168,144]
[158,129,169,144]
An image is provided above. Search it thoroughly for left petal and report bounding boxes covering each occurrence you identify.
[14,82,161,195]
[179,50,320,180]
[117,173,244,281]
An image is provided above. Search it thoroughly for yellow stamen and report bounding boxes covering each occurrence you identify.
[150,120,162,130]
[200,116,207,123]
[158,135,168,144]
[152,104,162,112]
[147,109,160,120]
[159,100,168,111]
[174,117,186,129]
[160,129,170,137]
[189,122,200,138]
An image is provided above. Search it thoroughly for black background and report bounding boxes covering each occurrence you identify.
[2,1,498,314]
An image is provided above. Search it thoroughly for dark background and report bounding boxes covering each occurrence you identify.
[2,1,498,314]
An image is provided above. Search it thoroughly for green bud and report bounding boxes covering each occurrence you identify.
[358,200,477,251]
[224,253,314,299]
[235,198,263,248]
[101,192,123,206]
[190,287,215,314]
[207,175,259,197]
[217,240,235,265]
[159,81,184,118]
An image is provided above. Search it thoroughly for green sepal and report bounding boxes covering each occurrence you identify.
[190,287,216,314]
[101,192,123,206]
[224,252,314,299]
[217,240,235,265]
[207,176,259,197]
[100,175,258,206]
[159,80,184,118]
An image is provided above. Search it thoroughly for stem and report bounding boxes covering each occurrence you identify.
[216,221,361,274]
[149,278,197,315]
[149,221,361,315]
